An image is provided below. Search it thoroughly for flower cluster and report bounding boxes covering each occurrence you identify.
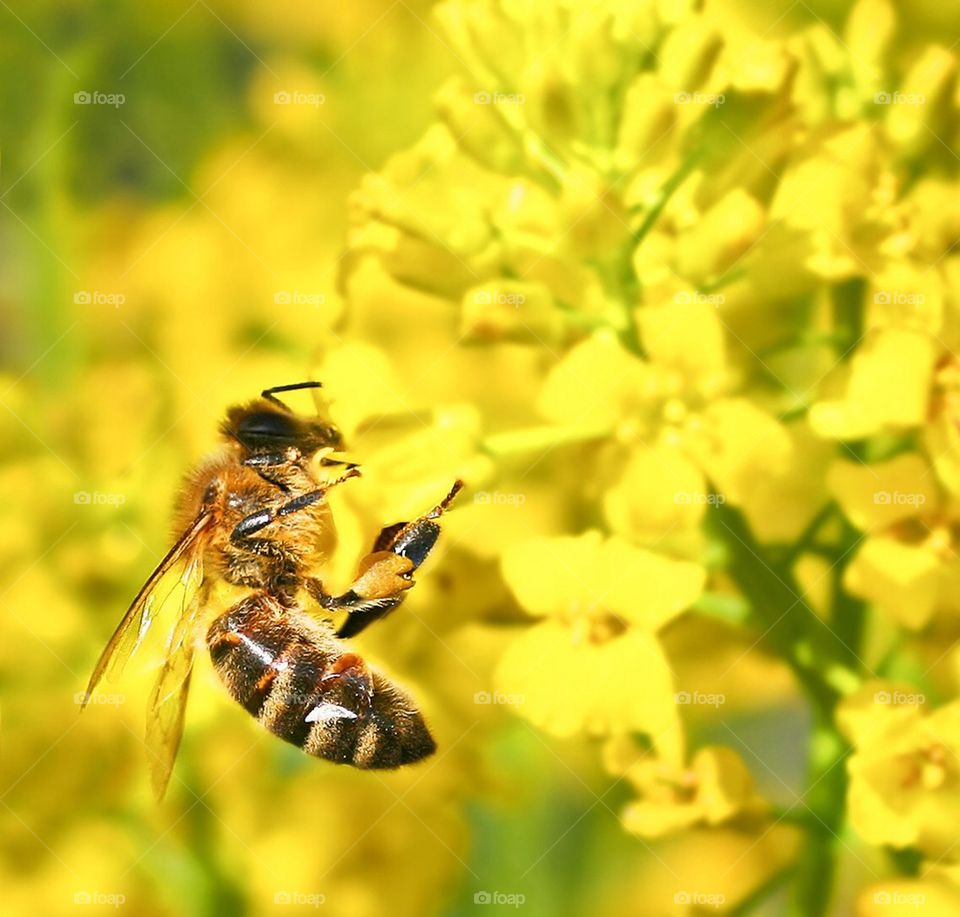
[333,0,960,910]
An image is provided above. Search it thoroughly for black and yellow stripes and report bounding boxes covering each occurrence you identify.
[206,592,435,768]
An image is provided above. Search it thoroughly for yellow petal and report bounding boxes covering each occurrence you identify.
[810,329,937,439]
[600,536,706,630]
[604,443,708,541]
[500,532,604,617]
[828,454,940,531]
[537,333,652,428]
[639,299,728,397]
[495,621,683,762]
[843,536,942,629]
[692,746,757,825]
[674,188,766,284]
[685,398,792,504]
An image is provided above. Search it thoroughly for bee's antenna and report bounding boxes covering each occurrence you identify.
[261,381,323,411]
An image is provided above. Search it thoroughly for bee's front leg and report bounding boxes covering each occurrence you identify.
[307,480,463,639]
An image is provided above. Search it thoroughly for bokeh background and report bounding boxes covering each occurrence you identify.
[3,0,960,915]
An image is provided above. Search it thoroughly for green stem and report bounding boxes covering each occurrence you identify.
[781,501,838,569]
[729,862,796,916]
[712,504,853,715]
[690,591,752,627]
[630,150,702,245]
[713,504,863,917]
[788,725,849,917]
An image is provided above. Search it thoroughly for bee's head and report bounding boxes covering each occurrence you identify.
[222,386,343,456]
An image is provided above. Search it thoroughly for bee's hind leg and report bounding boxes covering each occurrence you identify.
[307,480,463,639]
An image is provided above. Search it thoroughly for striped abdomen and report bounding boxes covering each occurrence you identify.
[207,592,435,768]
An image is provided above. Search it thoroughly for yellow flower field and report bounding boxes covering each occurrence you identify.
[3,1,960,914]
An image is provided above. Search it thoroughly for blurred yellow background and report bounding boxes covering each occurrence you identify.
[2,1,960,915]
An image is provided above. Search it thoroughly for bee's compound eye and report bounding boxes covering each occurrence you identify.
[235,411,298,445]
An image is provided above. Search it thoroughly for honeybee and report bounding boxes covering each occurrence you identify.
[83,382,462,799]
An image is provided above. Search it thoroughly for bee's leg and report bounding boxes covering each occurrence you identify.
[313,480,463,639]
[230,490,325,548]
[243,450,357,491]
[242,448,302,490]
[304,570,409,638]
[229,468,361,550]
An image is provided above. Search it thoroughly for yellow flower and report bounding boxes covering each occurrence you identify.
[858,875,960,916]
[538,324,819,544]
[839,682,960,858]
[828,453,960,629]
[494,531,705,763]
[811,328,938,440]
[605,738,764,839]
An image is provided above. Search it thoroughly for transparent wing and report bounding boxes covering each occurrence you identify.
[145,572,208,801]
[82,512,212,706]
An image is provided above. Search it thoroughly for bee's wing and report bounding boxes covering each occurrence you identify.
[82,511,213,705]
[145,577,206,801]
